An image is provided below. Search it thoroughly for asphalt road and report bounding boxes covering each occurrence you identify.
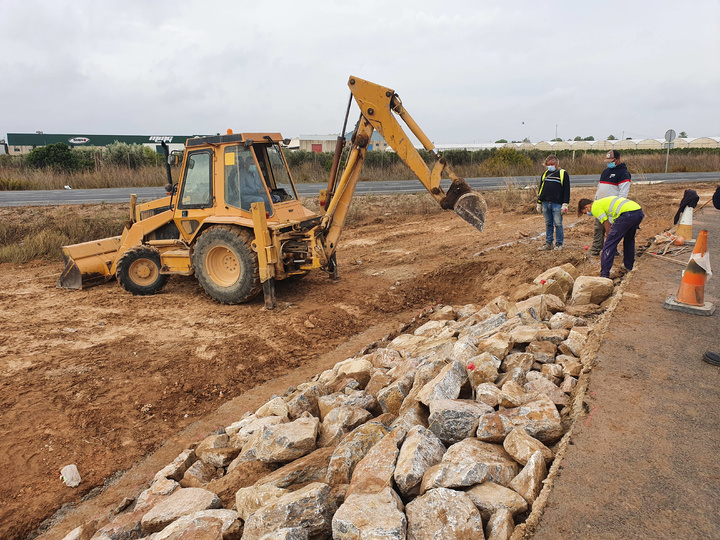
[1,172,718,208]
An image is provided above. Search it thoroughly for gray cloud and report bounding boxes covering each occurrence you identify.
[1,0,718,143]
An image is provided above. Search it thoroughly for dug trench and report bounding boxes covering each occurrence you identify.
[0,182,709,539]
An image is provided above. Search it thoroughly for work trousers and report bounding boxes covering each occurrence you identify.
[592,219,605,254]
[600,209,645,278]
[542,201,564,246]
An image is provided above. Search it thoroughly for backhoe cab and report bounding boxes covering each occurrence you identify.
[58,76,487,309]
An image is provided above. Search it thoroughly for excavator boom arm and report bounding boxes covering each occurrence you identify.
[321,76,487,259]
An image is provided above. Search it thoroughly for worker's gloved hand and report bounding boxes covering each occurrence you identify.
[561,203,568,214]
[536,203,542,213]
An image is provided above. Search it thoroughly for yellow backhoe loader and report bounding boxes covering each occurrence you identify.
[58,76,487,309]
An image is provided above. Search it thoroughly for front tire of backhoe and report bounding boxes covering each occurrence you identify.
[117,246,169,296]
[192,225,261,304]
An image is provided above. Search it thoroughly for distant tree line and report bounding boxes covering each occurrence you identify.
[3,138,713,174]
[16,142,164,171]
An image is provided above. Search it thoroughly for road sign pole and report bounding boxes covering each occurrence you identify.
[664,129,676,174]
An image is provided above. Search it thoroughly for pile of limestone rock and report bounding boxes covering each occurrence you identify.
[63,265,617,540]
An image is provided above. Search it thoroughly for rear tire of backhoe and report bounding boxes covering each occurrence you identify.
[117,246,169,296]
[192,225,261,304]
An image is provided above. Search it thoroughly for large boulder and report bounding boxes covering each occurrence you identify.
[427,399,494,444]
[571,276,614,305]
[420,439,519,492]
[465,481,529,522]
[241,416,319,463]
[332,487,406,540]
[406,488,485,539]
[140,487,222,533]
[393,425,446,498]
[476,394,563,444]
[416,360,468,406]
[242,482,335,540]
[502,426,554,466]
[347,427,406,497]
[326,421,391,485]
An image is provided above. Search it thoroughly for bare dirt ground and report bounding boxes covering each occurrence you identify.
[0,183,713,539]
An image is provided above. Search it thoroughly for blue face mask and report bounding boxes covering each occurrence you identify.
[547,165,556,172]
[606,162,616,169]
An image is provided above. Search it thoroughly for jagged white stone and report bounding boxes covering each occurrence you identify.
[571,276,614,305]
[486,507,515,540]
[465,481,529,521]
[420,439,520,492]
[347,427,406,497]
[502,427,554,466]
[140,487,222,533]
[242,416,319,463]
[242,482,334,540]
[332,487,406,539]
[476,394,563,444]
[235,484,288,521]
[406,487,485,539]
[152,509,241,540]
[393,425,446,497]
[428,399,494,444]
[508,451,548,505]
[416,360,468,406]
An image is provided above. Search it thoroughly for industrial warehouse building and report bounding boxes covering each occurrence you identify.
[3,133,197,156]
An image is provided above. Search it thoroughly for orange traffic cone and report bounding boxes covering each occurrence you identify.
[663,229,715,315]
[675,205,695,243]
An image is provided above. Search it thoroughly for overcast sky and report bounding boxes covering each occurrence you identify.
[1,0,718,144]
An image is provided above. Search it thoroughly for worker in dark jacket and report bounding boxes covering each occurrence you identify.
[578,196,644,278]
[536,154,570,251]
[591,150,631,255]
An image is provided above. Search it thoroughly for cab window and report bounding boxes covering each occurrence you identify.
[264,144,298,203]
[224,146,273,215]
[179,151,212,208]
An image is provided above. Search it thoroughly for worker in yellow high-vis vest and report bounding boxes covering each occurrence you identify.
[578,196,644,278]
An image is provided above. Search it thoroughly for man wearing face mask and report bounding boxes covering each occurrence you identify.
[577,196,644,278]
[536,154,570,251]
[590,150,631,255]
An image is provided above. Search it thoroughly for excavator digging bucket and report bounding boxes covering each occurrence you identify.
[57,236,122,289]
[453,192,487,232]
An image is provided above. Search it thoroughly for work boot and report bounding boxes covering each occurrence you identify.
[554,245,563,251]
[703,351,720,366]
[538,243,553,251]
[589,250,600,256]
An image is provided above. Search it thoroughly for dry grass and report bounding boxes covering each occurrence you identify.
[483,178,539,213]
[0,205,129,264]
[0,165,169,191]
[1,186,529,264]
[1,152,718,191]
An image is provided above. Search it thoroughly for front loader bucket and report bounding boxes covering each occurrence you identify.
[453,192,487,232]
[57,236,122,289]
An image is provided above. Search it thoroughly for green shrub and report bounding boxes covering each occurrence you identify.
[477,147,534,176]
[25,143,79,171]
[103,142,150,169]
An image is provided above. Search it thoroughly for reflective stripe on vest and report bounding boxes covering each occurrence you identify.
[608,197,630,223]
[541,169,566,184]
